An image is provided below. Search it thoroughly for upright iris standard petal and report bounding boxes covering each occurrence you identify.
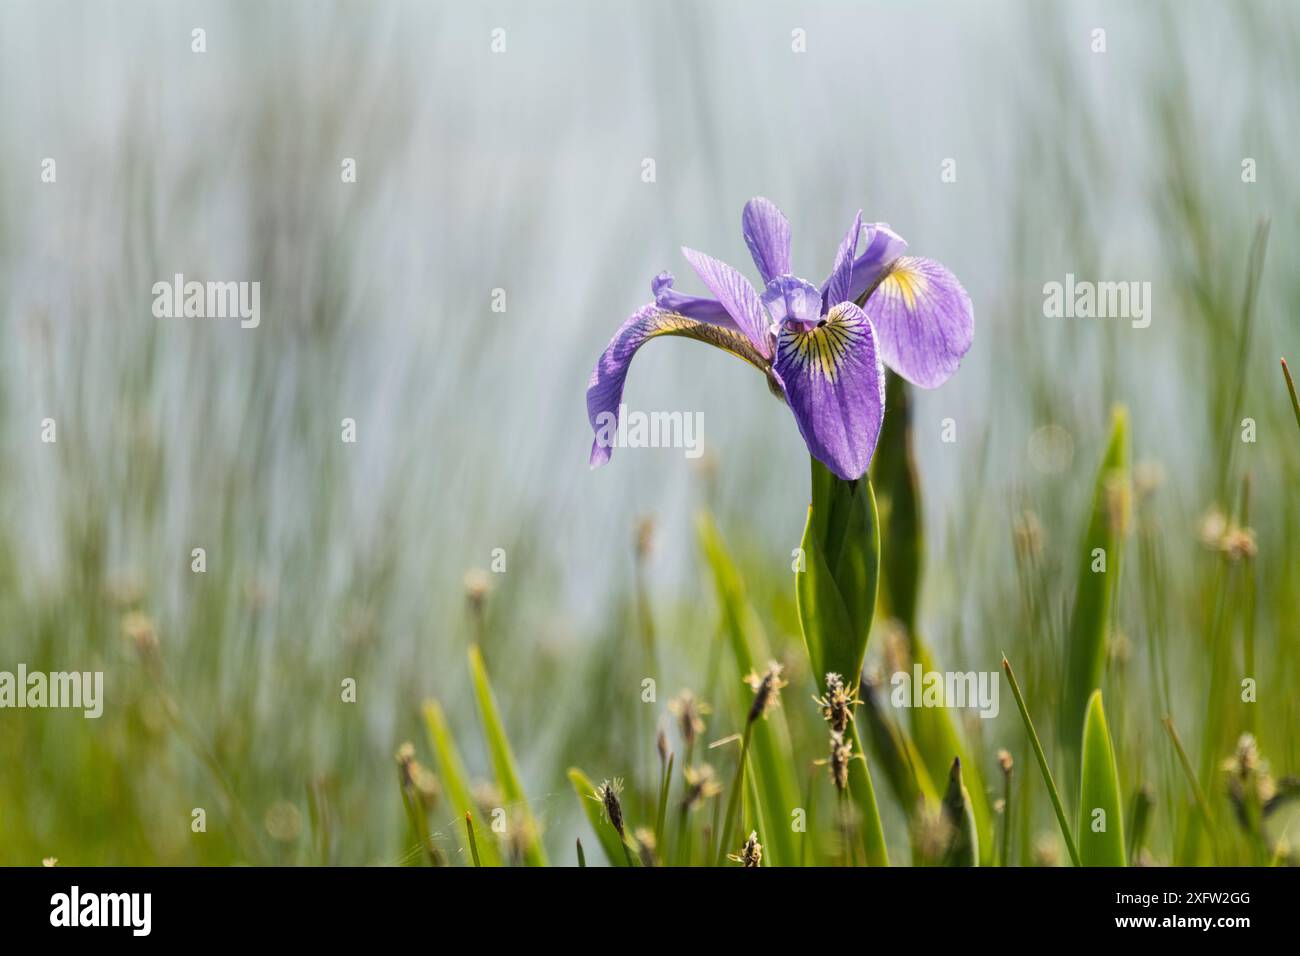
[586,304,770,468]
[825,210,864,308]
[651,272,734,327]
[741,197,792,285]
[864,255,974,389]
[772,301,885,481]
[681,247,773,358]
[822,222,909,310]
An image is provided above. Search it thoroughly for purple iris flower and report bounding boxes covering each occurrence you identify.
[586,197,974,481]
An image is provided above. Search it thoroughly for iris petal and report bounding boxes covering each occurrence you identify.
[651,272,734,327]
[822,222,909,310]
[742,197,792,285]
[825,210,864,308]
[681,247,773,358]
[864,255,974,389]
[587,304,770,468]
[772,301,885,480]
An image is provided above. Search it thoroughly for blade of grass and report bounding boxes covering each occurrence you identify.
[1077,690,1126,866]
[715,725,753,865]
[941,757,979,866]
[465,812,482,867]
[1162,715,1215,834]
[1003,655,1081,866]
[423,698,502,867]
[1060,406,1129,763]
[654,751,674,851]
[697,513,800,867]
[576,838,586,867]
[467,644,548,866]
[1283,358,1300,434]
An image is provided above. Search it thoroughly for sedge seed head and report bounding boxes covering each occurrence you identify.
[593,778,626,837]
[744,661,787,723]
[728,830,763,867]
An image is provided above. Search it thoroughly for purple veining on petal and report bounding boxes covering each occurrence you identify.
[771,300,885,480]
[651,272,734,327]
[742,197,792,286]
[681,246,773,358]
[864,255,974,389]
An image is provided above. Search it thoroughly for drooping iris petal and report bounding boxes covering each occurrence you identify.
[825,210,864,308]
[681,247,773,358]
[760,275,822,330]
[864,255,974,389]
[772,301,885,481]
[742,197,792,285]
[586,304,770,468]
[822,222,908,310]
[651,272,734,327]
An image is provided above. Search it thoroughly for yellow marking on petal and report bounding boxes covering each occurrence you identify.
[781,305,862,383]
[881,258,928,311]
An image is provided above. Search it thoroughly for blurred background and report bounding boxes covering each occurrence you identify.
[0,0,1296,865]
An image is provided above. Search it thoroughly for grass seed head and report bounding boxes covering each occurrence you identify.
[997,748,1014,775]
[669,690,710,749]
[681,764,723,811]
[633,827,658,867]
[728,830,763,867]
[744,661,787,723]
[593,778,626,837]
[828,731,853,791]
[815,672,862,735]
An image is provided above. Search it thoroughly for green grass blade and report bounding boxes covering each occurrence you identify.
[464,812,482,867]
[715,726,752,865]
[1282,358,1300,435]
[467,644,548,866]
[941,757,979,866]
[576,838,586,867]
[697,513,800,866]
[567,768,630,867]
[655,752,674,851]
[1060,406,1129,760]
[422,698,502,867]
[1003,655,1081,866]
[1077,690,1126,866]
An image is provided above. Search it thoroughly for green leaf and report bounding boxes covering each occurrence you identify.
[1060,406,1129,759]
[696,513,800,867]
[795,458,888,865]
[567,768,630,867]
[422,698,502,867]
[467,644,548,866]
[1078,690,1126,866]
[941,757,979,866]
[872,372,924,631]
